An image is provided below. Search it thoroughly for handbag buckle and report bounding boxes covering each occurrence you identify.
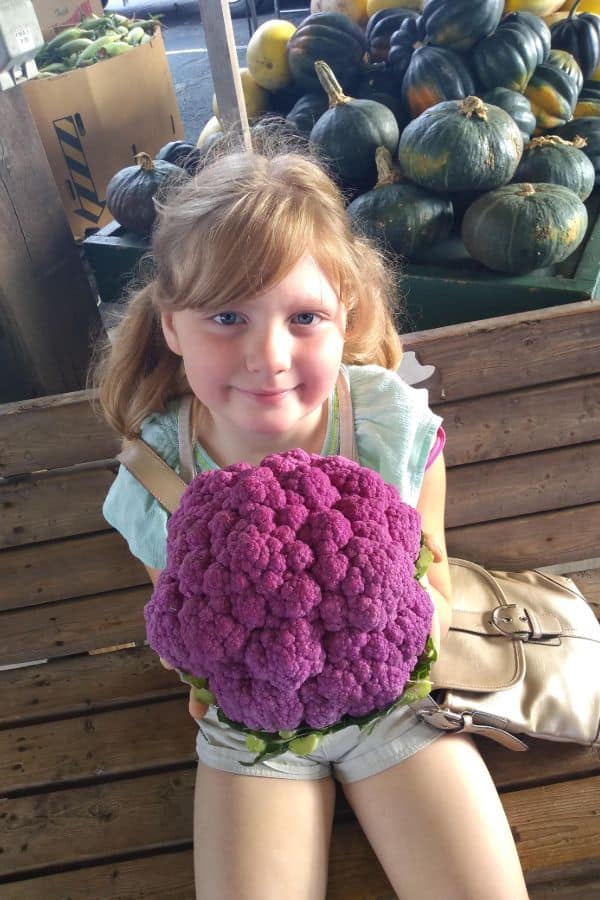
[490,604,532,640]
[416,706,466,732]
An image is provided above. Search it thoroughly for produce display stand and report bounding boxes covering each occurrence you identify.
[1,3,600,898]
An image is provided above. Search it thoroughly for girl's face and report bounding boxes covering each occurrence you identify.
[161,254,347,465]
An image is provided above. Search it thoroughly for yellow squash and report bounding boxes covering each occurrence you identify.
[311,0,369,25]
[503,1,565,14]
[560,1,600,12]
[212,68,270,123]
[366,0,424,17]
[196,116,223,149]
[246,19,296,91]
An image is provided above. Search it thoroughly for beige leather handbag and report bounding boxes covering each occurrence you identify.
[118,371,600,752]
[418,559,600,751]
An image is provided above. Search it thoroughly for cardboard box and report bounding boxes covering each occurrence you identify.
[23,29,183,241]
[33,0,104,42]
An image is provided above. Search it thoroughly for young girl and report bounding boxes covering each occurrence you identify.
[97,142,529,900]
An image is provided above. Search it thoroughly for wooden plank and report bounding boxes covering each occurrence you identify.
[571,568,600,606]
[446,443,600,528]
[0,646,182,729]
[0,531,148,612]
[0,391,119,478]
[3,849,196,900]
[477,739,600,791]
[528,862,600,899]
[1,699,196,795]
[198,0,251,142]
[1,464,115,549]
[441,376,600,467]
[401,302,600,404]
[447,503,600,570]
[0,585,151,667]
[0,85,102,403]
[502,775,600,875]
[0,769,195,878]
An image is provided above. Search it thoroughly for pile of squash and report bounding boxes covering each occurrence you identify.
[191,1,600,273]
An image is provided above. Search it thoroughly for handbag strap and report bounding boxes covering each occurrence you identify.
[117,370,358,513]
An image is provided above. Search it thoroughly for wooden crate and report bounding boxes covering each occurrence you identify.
[84,193,600,330]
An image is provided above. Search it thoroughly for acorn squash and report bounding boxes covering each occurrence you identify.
[525,49,583,132]
[346,146,453,256]
[481,87,538,143]
[513,133,595,196]
[285,92,329,135]
[421,0,504,53]
[462,181,588,273]
[553,114,600,180]
[156,141,202,175]
[398,95,523,193]
[574,79,600,113]
[287,12,367,92]
[357,63,407,125]
[389,19,475,119]
[366,7,418,62]
[246,19,296,92]
[471,12,551,92]
[309,60,400,192]
[550,1,600,78]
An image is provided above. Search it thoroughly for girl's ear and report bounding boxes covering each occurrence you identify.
[160,311,182,356]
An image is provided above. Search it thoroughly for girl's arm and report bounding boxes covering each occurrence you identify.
[416,452,453,644]
[145,565,209,720]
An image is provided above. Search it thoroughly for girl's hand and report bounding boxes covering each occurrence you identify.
[159,657,209,721]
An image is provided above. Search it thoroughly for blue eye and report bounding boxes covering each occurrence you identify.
[213,311,242,326]
[293,312,320,326]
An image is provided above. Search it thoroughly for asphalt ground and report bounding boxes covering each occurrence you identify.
[105,1,310,142]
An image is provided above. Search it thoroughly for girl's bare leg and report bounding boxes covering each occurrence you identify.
[193,761,336,900]
[342,734,529,900]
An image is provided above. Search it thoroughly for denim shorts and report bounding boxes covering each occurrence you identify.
[195,698,444,784]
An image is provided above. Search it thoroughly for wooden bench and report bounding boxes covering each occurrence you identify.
[1,300,599,899]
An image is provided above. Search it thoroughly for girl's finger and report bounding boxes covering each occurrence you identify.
[189,688,209,720]
[422,532,444,563]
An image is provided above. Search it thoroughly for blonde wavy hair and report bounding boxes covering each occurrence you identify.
[93,138,403,438]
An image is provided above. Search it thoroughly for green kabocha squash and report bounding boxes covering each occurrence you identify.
[285,92,329,135]
[525,49,583,132]
[287,12,367,93]
[550,0,600,79]
[366,7,418,62]
[513,134,595,198]
[398,95,523,193]
[462,182,588,274]
[106,152,186,236]
[310,60,400,192]
[471,11,551,93]
[388,18,475,119]
[346,145,453,256]
[421,0,504,53]
[553,115,600,182]
[156,140,202,175]
[357,63,407,125]
[481,87,537,144]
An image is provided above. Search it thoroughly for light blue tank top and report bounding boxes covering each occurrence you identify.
[103,365,442,569]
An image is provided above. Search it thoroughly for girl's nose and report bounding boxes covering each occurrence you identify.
[245,324,291,374]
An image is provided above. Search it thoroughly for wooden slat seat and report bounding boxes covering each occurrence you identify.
[1,300,599,899]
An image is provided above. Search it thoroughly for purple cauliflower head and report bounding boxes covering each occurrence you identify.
[144,449,433,733]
